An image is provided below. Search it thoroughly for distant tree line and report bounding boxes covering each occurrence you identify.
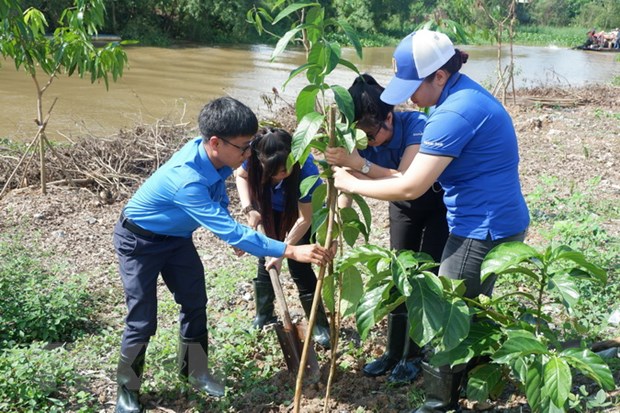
[21,0,620,45]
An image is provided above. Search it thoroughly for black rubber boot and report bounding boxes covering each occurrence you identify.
[388,317,423,384]
[362,313,407,377]
[178,332,225,398]
[115,346,146,413]
[252,279,277,329]
[410,362,465,413]
[299,293,331,349]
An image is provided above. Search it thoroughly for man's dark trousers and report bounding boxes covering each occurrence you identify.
[113,221,208,354]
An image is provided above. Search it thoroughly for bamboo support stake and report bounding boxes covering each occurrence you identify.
[293,105,339,413]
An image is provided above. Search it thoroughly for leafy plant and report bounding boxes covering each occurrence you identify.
[0,342,94,413]
[0,236,95,348]
[248,2,374,411]
[0,0,130,196]
[442,242,616,412]
[338,241,615,412]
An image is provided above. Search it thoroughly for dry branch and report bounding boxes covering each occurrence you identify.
[0,121,191,200]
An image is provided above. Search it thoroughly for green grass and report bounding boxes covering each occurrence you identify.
[1,188,617,411]
[512,25,586,47]
[494,174,620,342]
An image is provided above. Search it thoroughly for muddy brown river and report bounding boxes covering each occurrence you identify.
[0,44,617,141]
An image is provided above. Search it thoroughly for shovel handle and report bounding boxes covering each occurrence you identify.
[258,225,296,332]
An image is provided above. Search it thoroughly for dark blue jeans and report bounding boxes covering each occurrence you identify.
[439,230,527,299]
[113,221,207,355]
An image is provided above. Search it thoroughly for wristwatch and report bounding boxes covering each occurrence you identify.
[360,158,371,174]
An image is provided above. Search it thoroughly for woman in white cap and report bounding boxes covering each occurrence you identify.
[332,30,529,412]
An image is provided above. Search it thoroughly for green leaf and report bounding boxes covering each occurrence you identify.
[548,273,579,309]
[525,358,544,411]
[311,182,327,211]
[299,174,320,199]
[552,246,607,284]
[341,266,363,317]
[304,11,322,45]
[338,244,390,273]
[336,126,356,154]
[441,298,470,350]
[330,85,354,124]
[349,194,371,231]
[311,206,328,242]
[271,26,302,60]
[324,41,341,76]
[406,274,445,346]
[544,356,571,409]
[561,347,615,390]
[296,84,320,121]
[336,19,362,58]
[343,221,365,245]
[492,330,549,364]
[431,319,501,366]
[272,2,320,24]
[291,111,325,162]
[510,356,529,385]
[467,363,503,402]
[283,62,317,89]
[338,206,358,224]
[481,242,540,283]
[337,57,361,75]
[356,283,389,340]
[322,273,335,313]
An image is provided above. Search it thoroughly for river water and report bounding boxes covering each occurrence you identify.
[0,44,617,141]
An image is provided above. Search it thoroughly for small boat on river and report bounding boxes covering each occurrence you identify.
[573,45,620,53]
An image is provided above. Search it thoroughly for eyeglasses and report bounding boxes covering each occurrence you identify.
[365,122,386,142]
[220,137,253,155]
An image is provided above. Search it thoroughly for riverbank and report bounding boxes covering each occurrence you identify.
[0,84,618,412]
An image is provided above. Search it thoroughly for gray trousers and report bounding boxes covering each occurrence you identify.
[439,230,527,299]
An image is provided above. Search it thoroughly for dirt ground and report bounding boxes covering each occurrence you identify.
[0,84,619,412]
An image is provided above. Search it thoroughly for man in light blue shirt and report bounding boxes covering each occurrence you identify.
[112,97,331,413]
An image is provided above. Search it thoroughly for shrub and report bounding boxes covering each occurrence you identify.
[0,342,94,413]
[0,236,94,348]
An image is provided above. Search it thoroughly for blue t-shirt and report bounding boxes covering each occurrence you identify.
[419,73,530,240]
[359,111,426,169]
[124,137,286,257]
[242,154,322,212]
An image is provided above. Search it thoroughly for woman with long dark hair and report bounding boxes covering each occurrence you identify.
[236,127,330,348]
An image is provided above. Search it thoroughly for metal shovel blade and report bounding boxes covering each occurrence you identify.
[274,319,320,377]
[258,225,320,377]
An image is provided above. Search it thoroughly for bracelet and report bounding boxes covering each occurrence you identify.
[242,205,256,215]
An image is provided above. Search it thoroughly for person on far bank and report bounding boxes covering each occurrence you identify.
[112,97,332,413]
[325,74,448,384]
[332,30,529,412]
[235,127,330,349]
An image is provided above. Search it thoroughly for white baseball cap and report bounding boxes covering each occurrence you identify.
[381,30,456,105]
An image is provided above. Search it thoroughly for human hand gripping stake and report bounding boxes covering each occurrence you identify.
[325,147,364,171]
[277,243,332,269]
[332,165,359,195]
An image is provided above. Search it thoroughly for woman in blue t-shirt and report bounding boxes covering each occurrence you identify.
[325,74,448,384]
[333,30,529,412]
[236,127,330,348]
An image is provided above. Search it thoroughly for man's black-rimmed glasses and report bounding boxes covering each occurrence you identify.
[220,137,253,155]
